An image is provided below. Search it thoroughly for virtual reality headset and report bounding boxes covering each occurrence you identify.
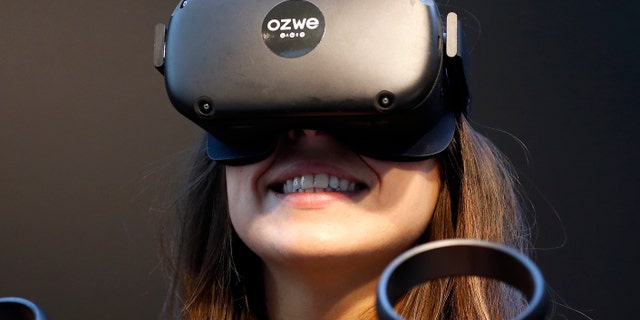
[155,0,470,164]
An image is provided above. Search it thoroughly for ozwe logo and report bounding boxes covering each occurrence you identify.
[266,17,320,38]
[262,0,325,58]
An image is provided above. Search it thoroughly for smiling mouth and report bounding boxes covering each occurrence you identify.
[271,173,367,194]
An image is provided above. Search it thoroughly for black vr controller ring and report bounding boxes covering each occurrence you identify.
[376,239,548,320]
[0,297,48,320]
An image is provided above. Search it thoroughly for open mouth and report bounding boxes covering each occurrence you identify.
[270,173,367,194]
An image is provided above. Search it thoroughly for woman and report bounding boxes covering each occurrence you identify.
[156,0,530,318]
[160,117,529,319]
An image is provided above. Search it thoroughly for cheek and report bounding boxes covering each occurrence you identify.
[391,173,439,234]
[366,159,441,233]
[225,166,259,235]
[372,159,440,208]
[226,166,244,209]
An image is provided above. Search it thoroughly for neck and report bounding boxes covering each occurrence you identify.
[263,258,383,320]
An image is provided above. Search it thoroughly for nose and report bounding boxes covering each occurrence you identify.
[287,129,323,140]
[283,129,351,155]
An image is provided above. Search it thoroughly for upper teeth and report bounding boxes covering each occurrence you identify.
[282,173,357,194]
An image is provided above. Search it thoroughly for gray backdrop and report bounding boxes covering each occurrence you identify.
[1,0,637,319]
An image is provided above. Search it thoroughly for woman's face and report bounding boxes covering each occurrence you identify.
[226,130,441,271]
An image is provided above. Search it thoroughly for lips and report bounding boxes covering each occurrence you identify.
[262,139,371,197]
[275,173,368,194]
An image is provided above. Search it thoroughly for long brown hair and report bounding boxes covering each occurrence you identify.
[161,116,530,319]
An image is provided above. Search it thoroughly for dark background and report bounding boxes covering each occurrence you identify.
[1,0,637,319]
